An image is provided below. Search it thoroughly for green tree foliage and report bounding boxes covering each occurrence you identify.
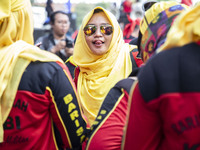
[74,2,111,29]
[31,0,34,5]
[75,3,95,28]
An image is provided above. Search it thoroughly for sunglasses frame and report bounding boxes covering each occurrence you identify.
[83,24,113,36]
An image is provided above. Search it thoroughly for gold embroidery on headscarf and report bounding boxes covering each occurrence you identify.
[140,1,189,35]
[158,3,200,52]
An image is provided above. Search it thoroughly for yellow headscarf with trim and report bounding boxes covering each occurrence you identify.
[157,3,200,52]
[139,1,189,63]
[0,0,64,142]
[140,1,189,35]
[73,6,136,125]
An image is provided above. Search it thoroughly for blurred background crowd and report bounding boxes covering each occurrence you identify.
[32,0,197,43]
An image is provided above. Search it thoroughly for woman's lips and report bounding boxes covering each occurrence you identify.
[93,40,104,46]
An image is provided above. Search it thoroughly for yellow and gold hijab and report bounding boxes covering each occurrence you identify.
[73,6,136,125]
[158,2,200,52]
[0,0,64,142]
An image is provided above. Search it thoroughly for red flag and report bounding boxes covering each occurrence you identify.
[123,15,141,39]
[181,0,192,6]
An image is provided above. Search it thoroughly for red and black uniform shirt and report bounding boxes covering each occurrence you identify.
[85,78,135,150]
[0,61,89,150]
[123,43,200,150]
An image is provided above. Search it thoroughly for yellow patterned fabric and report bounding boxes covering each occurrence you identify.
[73,6,136,125]
[0,0,64,142]
[139,2,189,63]
[158,3,200,52]
[140,1,189,35]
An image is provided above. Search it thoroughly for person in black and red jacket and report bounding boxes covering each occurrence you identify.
[0,0,89,149]
[123,2,200,150]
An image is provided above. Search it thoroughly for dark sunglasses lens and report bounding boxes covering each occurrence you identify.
[143,1,156,11]
[100,26,113,35]
[84,25,96,36]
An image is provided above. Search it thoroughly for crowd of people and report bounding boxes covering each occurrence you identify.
[0,0,200,149]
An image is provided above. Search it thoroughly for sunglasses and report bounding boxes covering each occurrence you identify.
[83,24,113,36]
[142,1,157,11]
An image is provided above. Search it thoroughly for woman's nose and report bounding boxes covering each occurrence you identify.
[94,27,103,36]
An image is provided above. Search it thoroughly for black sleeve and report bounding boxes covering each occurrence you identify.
[49,62,89,149]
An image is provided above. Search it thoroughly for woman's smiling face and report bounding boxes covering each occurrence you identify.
[85,12,113,55]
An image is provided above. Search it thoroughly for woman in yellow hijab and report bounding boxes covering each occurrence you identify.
[73,6,143,126]
[0,0,88,149]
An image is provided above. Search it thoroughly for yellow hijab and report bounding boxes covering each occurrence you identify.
[158,3,200,52]
[73,6,136,125]
[0,0,64,142]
